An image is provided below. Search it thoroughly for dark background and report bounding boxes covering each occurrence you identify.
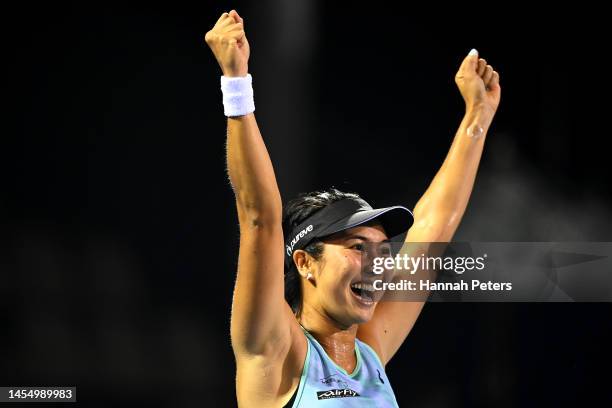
[2,2,612,407]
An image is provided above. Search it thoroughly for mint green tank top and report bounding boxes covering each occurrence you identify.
[285,327,400,407]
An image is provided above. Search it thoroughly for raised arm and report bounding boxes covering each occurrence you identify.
[358,50,501,364]
[205,10,293,358]
[408,50,500,242]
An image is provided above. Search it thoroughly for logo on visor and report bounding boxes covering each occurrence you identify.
[286,224,314,256]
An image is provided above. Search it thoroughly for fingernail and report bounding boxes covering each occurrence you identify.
[468,48,478,56]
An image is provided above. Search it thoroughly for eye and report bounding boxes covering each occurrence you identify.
[351,243,365,251]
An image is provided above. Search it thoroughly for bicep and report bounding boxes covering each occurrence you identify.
[358,224,441,364]
[230,223,294,357]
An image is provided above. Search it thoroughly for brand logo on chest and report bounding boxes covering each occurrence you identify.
[316,388,360,400]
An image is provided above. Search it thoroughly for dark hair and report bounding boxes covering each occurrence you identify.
[282,188,362,315]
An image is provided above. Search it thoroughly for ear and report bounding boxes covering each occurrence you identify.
[292,249,311,279]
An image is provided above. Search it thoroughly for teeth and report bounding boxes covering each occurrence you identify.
[351,283,374,292]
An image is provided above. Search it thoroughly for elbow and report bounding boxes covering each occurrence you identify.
[234,187,282,213]
[236,196,282,229]
[409,211,462,242]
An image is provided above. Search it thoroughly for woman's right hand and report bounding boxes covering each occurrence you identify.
[204,10,250,77]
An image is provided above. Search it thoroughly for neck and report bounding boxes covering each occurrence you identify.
[299,301,358,373]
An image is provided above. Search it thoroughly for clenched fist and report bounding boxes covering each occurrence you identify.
[204,10,249,77]
[455,50,501,116]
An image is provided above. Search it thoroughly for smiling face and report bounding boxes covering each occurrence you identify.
[298,222,391,328]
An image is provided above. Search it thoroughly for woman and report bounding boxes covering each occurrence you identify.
[205,9,500,407]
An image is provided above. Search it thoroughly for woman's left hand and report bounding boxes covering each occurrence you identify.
[455,49,501,117]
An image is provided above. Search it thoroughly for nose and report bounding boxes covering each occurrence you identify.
[362,242,392,274]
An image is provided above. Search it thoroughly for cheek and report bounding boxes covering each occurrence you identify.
[320,251,361,288]
[340,251,362,275]
[332,251,360,274]
[348,252,363,269]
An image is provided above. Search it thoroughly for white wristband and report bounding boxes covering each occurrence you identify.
[220,74,255,117]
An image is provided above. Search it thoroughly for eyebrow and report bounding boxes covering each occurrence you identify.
[343,234,391,243]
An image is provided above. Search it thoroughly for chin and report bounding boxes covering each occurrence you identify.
[355,308,376,324]
[347,301,377,325]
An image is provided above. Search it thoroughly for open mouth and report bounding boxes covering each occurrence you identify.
[350,282,376,304]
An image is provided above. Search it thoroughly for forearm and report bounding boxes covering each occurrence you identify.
[227,112,282,225]
[386,107,494,358]
[412,105,494,240]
